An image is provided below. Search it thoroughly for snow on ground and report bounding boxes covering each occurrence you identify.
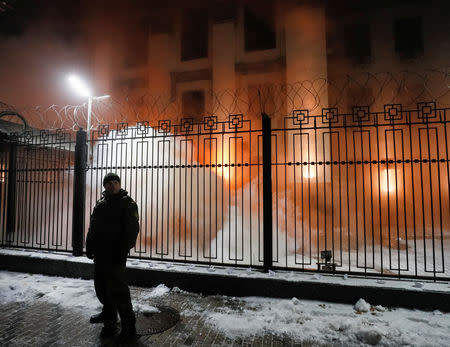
[1,269,450,346]
[0,271,160,315]
[201,295,450,346]
[2,248,449,294]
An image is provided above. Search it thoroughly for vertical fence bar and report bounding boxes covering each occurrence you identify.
[72,129,87,256]
[262,112,273,271]
[6,141,17,240]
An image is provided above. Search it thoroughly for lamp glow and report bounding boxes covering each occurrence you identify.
[66,73,110,161]
[67,74,91,98]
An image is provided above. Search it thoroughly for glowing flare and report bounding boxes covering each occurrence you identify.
[303,166,315,179]
[217,167,230,181]
[382,168,397,193]
[209,146,231,182]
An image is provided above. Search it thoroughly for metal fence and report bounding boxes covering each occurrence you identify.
[271,103,449,280]
[0,130,75,252]
[1,103,449,280]
[85,115,265,268]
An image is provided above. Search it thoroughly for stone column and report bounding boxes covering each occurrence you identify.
[285,4,328,110]
[212,21,236,119]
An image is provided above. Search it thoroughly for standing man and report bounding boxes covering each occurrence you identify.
[86,172,140,340]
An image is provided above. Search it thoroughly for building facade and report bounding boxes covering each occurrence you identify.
[83,0,449,126]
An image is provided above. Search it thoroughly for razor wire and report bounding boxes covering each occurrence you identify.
[12,68,450,131]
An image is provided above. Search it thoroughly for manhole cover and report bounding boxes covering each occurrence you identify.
[136,305,180,336]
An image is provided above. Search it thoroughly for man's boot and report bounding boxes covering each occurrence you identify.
[100,320,118,338]
[118,325,136,341]
[118,313,137,341]
[90,311,118,324]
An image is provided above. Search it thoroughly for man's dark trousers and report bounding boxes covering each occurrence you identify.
[94,261,135,326]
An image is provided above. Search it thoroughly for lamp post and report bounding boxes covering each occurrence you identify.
[67,75,109,161]
[67,74,109,142]
[67,75,110,255]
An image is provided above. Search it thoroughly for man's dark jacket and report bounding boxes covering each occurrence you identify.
[86,189,139,265]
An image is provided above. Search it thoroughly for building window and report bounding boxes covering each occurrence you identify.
[394,17,423,60]
[213,0,236,23]
[345,23,371,64]
[182,90,205,121]
[181,9,209,61]
[244,1,276,52]
[123,20,149,68]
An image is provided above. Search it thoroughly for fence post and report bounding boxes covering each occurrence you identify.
[6,141,17,239]
[72,129,87,256]
[262,112,273,271]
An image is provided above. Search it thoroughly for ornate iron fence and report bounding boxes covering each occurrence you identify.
[271,103,449,279]
[1,103,449,280]
[0,130,75,252]
[85,115,265,268]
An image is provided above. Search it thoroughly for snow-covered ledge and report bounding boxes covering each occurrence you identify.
[1,248,449,312]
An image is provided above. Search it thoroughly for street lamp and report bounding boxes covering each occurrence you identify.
[67,74,110,142]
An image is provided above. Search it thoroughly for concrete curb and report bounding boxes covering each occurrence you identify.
[1,253,449,312]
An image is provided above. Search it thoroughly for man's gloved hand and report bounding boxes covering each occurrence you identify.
[86,252,94,260]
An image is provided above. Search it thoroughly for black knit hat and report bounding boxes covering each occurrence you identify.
[103,172,121,186]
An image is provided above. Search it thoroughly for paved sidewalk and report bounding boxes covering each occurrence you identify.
[2,249,450,347]
[0,286,304,347]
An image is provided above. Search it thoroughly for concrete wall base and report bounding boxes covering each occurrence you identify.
[1,252,449,312]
